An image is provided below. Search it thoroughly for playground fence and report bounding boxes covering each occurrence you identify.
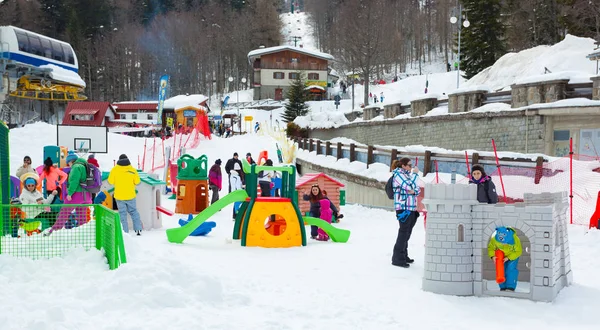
[0,204,127,270]
[294,136,600,227]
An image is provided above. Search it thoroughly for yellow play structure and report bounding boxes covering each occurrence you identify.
[166,159,350,247]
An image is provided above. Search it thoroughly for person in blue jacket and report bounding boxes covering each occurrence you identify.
[488,226,523,291]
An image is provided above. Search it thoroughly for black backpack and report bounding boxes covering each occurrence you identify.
[385,172,410,200]
[385,175,395,199]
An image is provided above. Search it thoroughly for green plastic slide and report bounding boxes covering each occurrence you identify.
[166,189,249,243]
[303,216,351,243]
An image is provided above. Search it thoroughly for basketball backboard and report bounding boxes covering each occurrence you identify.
[57,125,108,153]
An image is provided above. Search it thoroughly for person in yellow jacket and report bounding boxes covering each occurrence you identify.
[488,226,522,291]
[108,154,143,235]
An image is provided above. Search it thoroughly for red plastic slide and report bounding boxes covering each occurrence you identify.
[495,250,506,284]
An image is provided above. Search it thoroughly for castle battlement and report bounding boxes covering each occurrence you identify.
[422,183,572,302]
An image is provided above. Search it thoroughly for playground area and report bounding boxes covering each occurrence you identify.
[1,121,600,329]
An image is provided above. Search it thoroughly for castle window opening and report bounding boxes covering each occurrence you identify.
[457,224,465,242]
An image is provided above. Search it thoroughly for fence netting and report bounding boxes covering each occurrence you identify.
[1,204,126,269]
[417,154,600,226]
[138,129,206,173]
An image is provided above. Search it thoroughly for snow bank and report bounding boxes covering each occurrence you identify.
[465,34,597,91]
[164,94,209,109]
[293,110,350,129]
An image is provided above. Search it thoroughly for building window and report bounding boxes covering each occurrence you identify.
[290,57,299,63]
[121,114,127,120]
[553,130,570,141]
[289,72,299,80]
[457,224,465,242]
[132,114,138,120]
[308,73,319,80]
[147,114,154,120]
[71,114,93,121]
[273,72,284,79]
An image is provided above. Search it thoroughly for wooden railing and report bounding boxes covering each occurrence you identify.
[292,136,547,181]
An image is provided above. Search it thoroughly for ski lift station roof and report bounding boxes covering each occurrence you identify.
[247,45,334,62]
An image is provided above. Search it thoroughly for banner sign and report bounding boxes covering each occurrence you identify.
[156,74,169,125]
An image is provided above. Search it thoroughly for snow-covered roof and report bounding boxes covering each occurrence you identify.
[163,94,209,110]
[40,64,86,88]
[248,45,334,61]
[305,85,325,91]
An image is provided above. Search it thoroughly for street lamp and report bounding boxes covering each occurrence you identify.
[450,5,470,88]
[228,76,247,134]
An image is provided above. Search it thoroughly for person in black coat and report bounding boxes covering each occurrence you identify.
[302,184,339,239]
[224,153,244,192]
[469,164,498,204]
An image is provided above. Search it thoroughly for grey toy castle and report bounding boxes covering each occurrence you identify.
[421,183,572,302]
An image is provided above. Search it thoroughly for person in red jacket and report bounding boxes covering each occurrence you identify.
[87,154,100,168]
[209,159,222,205]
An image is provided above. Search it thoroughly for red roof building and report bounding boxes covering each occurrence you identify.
[62,102,117,127]
[112,102,158,122]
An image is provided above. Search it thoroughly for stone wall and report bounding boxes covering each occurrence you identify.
[511,79,569,108]
[310,110,546,154]
[411,97,438,117]
[448,90,487,113]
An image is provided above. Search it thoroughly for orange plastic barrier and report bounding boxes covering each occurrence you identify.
[495,250,506,284]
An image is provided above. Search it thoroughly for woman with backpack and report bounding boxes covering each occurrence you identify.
[45,152,93,235]
[390,158,420,268]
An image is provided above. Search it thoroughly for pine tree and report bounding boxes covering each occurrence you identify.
[282,72,309,123]
[458,0,507,79]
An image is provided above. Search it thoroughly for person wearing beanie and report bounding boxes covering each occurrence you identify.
[209,159,223,205]
[16,155,35,179]
[39,157,67,197]
[246,152,256,165]
[108,153,143,235]
[19,172,59,221]
[46,151,92,235]
[469,164,498,204]
[87,154,100,168]
[225,152,243,192]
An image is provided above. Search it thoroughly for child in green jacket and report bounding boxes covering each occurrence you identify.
[488,226,522,291]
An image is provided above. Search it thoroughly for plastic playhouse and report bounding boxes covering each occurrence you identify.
[99,171,168,230]
[175,154,210,214]
[296,172,345,222]
[166,159,351,248]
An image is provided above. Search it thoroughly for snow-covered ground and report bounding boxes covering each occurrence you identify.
[2,123,600,330]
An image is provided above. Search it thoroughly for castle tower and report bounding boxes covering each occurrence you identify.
[422,183,478,296]
[423,182,572,302]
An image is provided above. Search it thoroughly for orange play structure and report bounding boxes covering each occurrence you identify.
[174,154,209,214]
[495,250,506,284]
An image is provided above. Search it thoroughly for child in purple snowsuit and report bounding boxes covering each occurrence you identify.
[317,198,333,241]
